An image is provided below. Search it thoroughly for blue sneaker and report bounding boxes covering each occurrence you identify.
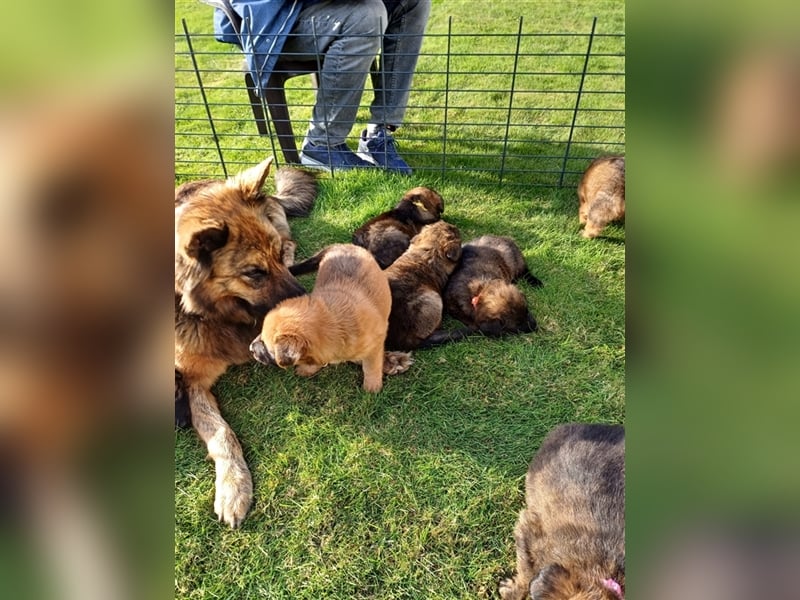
[358,127,413,175]
[300,141,374,172]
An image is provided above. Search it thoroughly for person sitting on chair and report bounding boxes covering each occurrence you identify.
[213,0,431,174]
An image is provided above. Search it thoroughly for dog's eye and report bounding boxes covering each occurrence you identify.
[243,267,268,281]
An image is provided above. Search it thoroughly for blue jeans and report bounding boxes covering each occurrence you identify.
[281,0,431,146]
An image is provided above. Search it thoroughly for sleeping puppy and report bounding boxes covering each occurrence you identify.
[352,186,445,268]
[383,221,463,350]
[443,235,543,337]
[499,423,625,600]
[250,244,391,392]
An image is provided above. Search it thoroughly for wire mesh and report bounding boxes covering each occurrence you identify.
[175,16,624,188]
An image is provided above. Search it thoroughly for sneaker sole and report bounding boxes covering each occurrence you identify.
[300,151,374,173]
[357,144,412,175]
[299,153,333,172]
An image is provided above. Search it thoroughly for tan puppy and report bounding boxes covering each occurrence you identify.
[250,244,391,393]
[578,156,625,239]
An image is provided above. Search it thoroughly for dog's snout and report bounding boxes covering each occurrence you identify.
[249,337,274,365]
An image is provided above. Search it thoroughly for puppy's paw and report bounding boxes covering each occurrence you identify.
[581,226,600,239]
[214,461,253,528]
[383,351,414,375]
[295,363,323,377]
[498,576,524,600]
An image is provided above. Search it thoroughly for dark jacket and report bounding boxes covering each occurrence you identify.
[212,0,309,90]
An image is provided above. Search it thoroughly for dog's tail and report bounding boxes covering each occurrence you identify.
[272,167,318,217]
[417,327,477,349]
[288,247,329,276]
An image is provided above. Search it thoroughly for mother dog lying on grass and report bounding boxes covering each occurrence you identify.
[175,157,317,528]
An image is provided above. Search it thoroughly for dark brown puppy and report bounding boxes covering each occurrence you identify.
[578,155,625,239]
[443,235,542,337]
[383,221,462,350]
[352,186,445,268]
[250,244,392,393]
[499,423,625,600]
[175,157,317,528]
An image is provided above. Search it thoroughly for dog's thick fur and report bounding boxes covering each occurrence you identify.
[250,244,391,393]
[175,157,317,527]
[499,423,625,600]
[352,186,445,268]
[443,235,542,337]
[578,156,625,239]
[383,221,462,350]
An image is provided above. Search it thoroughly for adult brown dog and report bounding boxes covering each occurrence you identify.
[499,423,625,600]
[383,221,462,350]
[175,157,317,528]
[578,156,625,239]
[443,235,542,337]
[352,186,445,268]
[250,244,391,393]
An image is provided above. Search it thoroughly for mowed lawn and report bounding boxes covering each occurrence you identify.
[175,1,624,598]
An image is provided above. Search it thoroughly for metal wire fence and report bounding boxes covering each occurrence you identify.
[175,16,624,188]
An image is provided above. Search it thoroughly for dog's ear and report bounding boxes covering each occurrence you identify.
[529,564,574,599]
[231,156,274,200]
[186,221,229,263]
[274,333,307,367]
[444,241,462,263]
[520,312,538,333]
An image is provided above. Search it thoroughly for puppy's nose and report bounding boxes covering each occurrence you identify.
[249,337,274,365]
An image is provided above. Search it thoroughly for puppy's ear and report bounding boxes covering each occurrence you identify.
[520,312,538,333]
[186,221,229,263]
[231,156,274,200]
[529,564,574,599]
[444,241,462,263]
[274,333,307,367]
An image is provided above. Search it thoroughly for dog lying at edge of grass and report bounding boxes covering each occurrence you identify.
[175,157,317,528]
[250,244,403,392]
[499,423,625,600]
[578,155,625,239]
[442,235,543,339]
[352,186,445,269]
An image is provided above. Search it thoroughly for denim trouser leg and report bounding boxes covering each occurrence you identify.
[370,0,431,128]
[282,0,387,146]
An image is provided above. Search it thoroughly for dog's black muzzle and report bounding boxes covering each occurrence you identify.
[249,337,275,365]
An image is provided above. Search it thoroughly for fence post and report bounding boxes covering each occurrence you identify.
[440,16,453,181]
[559,16,597,188]
[183,18,228,178]
[499,16,524,186]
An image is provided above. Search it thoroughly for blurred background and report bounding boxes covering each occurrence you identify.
[2,0,799,598]
[627,0,800,597]
[1,2,173,599]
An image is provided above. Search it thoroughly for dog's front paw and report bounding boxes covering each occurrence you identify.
[383,351,414,375]
[214,461,253,528]
[498,576,524,600]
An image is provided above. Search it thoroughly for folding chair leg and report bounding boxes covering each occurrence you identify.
[244,72,269,136]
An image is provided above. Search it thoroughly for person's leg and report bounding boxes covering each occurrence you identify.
[370,0,431,128]
[358,0,431,174]
[282,0,387,148]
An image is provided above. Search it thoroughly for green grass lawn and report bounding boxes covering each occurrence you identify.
[175,1,624,598]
